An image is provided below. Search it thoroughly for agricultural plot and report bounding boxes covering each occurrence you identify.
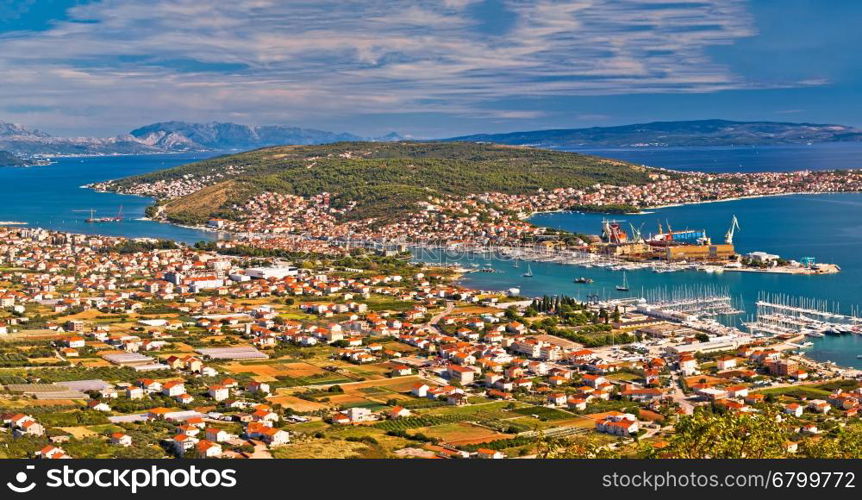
[373,415,462,432]
[325,394,388,411]
[0,353,28,365]
[285,420,329,434]
[511,406,576,421]
[415,422,512,446]
[276,374,354,387]
[288,375,427,411]
[509,415,595,432]
[607,372,641,382]
[330,361,391,380]
[425,400,522,420]
[271,439,368,459]
[683,375,727,387]
[341,376,425,393]
[223,360,327,382]
[756,385,831,399]
[196,346,268,360]
[58,426,98,439]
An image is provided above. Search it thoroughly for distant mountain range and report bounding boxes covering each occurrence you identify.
[0,120,403,156]
[447,120,862,148]
[5,118,862,156]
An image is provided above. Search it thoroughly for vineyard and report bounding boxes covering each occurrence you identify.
[0,353,29,367]
[373,415,462,432]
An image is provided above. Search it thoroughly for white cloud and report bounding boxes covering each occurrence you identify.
[0,0,805,133]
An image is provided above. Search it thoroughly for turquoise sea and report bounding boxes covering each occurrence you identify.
[3,145,862,366]
[0,153,220,244]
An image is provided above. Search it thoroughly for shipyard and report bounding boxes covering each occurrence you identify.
[446,214,840,278]
[590,215,839,274]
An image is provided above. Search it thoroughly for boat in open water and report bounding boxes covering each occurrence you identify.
[615,272,630,292]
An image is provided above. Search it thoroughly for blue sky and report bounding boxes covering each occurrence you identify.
[0,0,859,137]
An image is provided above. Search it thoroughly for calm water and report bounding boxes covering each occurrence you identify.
[0,154,220,244]
[564,142,862,173]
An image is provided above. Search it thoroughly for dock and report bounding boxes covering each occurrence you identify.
[745,293,862,335]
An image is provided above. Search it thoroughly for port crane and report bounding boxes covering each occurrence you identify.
[724,215,740,244]
[628,222,645,243]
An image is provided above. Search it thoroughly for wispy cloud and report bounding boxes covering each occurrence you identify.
[0,0,817,134]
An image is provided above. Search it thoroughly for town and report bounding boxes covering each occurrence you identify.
[95,166,862,266]
[0,225,859,459]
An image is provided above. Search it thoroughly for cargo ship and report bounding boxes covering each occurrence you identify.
[645,222,709,246]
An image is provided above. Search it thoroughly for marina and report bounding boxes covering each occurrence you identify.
[744,293,862,337]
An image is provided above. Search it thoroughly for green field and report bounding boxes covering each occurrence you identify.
[756,386,831,399]
[511,406,575,421]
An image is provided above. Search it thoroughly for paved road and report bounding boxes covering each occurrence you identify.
[669,374,695,415]
[419,301,455,334]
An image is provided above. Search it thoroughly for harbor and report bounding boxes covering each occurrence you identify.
[422,212,839,277]
[411,191,862,369]
[744,293,862,337]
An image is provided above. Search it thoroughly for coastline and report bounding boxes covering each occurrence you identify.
[20,178,862,374]
[44,150,214,159]
[428,254,861,373]
[126,188,846,274]
[641,190,840,211]
[525,190,855,221]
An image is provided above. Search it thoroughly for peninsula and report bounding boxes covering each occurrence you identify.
[92,142,860,274]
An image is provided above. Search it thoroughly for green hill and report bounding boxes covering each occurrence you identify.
[107,141,661,225]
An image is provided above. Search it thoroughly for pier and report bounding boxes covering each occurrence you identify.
[641,285,742,318]
[745,293,862,336]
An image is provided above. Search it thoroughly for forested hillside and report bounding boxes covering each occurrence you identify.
[106,141,661,224]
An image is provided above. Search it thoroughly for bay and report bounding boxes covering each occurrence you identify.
[0,153,220,244]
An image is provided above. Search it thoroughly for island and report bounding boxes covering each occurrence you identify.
[91,141,854,274]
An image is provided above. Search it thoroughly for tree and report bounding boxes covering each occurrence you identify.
[504,306,520,321]
[656,409,788,458]
[799,425,862,458]
[598,308,609,324]
[611,306,621,323]
[537,434,627,459]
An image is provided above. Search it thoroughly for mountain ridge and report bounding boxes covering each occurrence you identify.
[446,119,862,148]
[4,118,862,156]
[0,120,403,156]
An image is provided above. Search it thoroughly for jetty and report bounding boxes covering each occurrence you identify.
[744,293,862,336]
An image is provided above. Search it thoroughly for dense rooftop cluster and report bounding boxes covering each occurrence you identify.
[154,168,862,256]
[0,225,859,459]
